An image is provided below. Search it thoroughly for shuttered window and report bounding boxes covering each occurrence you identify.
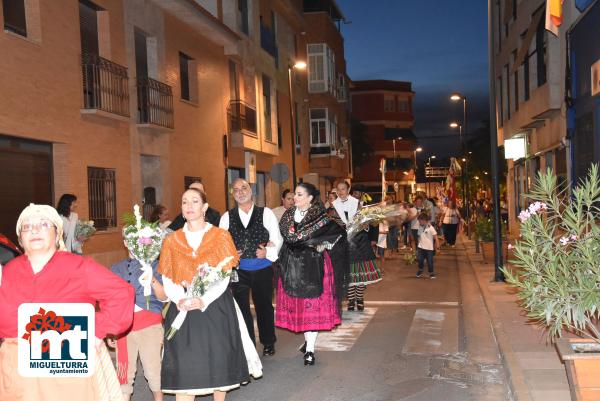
[3,0,27,36]
[179,52,192,101]
[79,0,100,55]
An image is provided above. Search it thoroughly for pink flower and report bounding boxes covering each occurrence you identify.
[508,244,514,250]
[559,236,569,246]
[518,210,531,223]
[138,237,152,246]
[571,235,578,241]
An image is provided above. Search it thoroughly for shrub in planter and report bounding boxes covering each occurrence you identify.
[502,165,600,401]
[475,218,507,262]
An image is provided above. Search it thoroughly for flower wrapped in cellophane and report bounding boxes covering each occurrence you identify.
[123,205,166,308]
[75,220,96,241]
[166,256,234,340]
[346,203,408,240]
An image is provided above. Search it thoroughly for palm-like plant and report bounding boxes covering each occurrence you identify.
[503,165,600,342]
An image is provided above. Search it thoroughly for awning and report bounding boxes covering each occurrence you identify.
[513,8,545,73]
[384,128,417,141]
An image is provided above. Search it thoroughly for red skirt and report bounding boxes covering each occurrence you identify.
[275,252,341,333]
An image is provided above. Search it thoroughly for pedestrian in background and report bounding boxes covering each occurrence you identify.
[168,181,221,230]
[442,200,462,247]
[272,189,294,222]
[416,212,438,279]
[150,204,172,231]
[56,193,83,254]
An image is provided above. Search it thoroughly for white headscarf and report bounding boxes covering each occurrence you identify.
[16,203,67,251]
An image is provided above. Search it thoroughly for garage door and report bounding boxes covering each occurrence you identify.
[0,136,53,245]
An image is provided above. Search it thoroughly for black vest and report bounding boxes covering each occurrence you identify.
[228,206,270,259]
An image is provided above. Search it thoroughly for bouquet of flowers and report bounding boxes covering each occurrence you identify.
[166,256,234,340]
[347,203,407,240]
[123,205,165,308]
[75,220,96,241]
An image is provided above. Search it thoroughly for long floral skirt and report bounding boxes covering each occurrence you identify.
[275,253,341,333]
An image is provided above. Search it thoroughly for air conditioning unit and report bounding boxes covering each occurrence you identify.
[592,59,600,97]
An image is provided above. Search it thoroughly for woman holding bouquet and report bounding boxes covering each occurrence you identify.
[277,183,349,366]
[57,193,82,253]
[158,188,261,401]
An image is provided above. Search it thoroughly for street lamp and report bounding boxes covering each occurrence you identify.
[427,155,436,166]
[450,92,470,231]
[288,61,306,187]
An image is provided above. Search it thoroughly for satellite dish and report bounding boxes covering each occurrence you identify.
[270,163,289,184]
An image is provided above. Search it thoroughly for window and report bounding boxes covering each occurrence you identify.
[398,100,409,112]
[3,0,27,36]
[310,108,328,146]
[337,74,347,102]
[238,0,249,35]
[307,43,335,94]
[534,13,547,87]
[524,53,530,101]
[504,64,510,119]
[179,52,193,101]
[87,167,117,230]
[497,76,504,125]
[513,50,519,111]
[384,96,395,112]
[295,101,301,154]
[262,74,272,142]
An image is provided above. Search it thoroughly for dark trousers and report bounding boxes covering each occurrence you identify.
[231,266,276,346]
[443,223,458,245]
[411,229,419,247]
[387,226,399,251]
[417,248,435,273]
[402,222,410,246]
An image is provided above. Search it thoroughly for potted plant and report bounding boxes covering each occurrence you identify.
[474,217,507,263]
[502,165,600,401]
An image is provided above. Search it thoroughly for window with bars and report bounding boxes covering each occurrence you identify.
[87,167,117,230]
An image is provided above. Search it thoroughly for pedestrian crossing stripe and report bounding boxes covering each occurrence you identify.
[316,308,377,352]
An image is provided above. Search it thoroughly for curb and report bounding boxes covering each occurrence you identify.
[462,238,534,401]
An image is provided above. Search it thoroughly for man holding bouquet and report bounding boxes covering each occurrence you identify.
[220,178,283,356]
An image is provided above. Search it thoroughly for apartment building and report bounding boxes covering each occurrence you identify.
[492,0,581,234]
[300,0,352,196]
[350,80,417,202]
[0,0,306,265]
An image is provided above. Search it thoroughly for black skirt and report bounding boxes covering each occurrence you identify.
[349,230,376,262]
[161,291,250,393]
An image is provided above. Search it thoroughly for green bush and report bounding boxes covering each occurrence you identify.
[502,165,600,342]
[475,217,506,242]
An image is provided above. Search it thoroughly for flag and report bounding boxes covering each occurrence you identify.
[545,0,564,36]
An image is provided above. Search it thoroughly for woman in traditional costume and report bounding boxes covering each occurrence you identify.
[276,183,349,366]
[331,182,382,312]
[158,188,261,401]
[0,203,134,401]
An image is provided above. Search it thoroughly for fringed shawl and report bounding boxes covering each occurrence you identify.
[158,227,239,285]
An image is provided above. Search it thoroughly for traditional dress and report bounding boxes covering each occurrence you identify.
[331,197,382,287]
[111,259,164,396]
[158,224,261,396]
[0,251,134,401]
[276,204,349,332]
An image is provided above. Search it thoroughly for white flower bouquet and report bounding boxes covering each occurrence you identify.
[347,203,407,240]
[166,256,234,340]
[75,220,96,241]
[123,205,165,308]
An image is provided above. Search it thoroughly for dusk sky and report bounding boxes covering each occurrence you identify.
[337,0,490,159]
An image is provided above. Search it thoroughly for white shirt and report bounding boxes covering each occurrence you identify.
[161,223,229,312]
[418,224,437,251]
[62,212,82,253]
[409,207,422,230]
[332,196,359,225]
[443,208,460,224]
[272,206,287,222]
[219,204,283,262]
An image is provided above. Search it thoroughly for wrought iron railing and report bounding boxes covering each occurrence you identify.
[137,77,174,129]
[81,53,129,117]
[227,100,257,135]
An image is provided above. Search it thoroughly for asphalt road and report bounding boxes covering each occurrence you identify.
[130,245,509,401]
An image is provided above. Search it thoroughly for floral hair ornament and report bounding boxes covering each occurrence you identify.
[122,205,166,308]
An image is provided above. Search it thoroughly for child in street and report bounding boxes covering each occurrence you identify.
[416,212,439,279]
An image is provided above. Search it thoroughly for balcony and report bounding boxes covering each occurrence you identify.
[260,21,278,64]
[81,53,129,120]
[227,100,260,150]
[137,77,174,130]
[309,146,347,178]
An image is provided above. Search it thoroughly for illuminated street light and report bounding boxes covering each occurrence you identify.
[450,93,463,101]
[288,60,307,186]
[416,147,423,152]
[293,61,307,70]
[449,122,460,128]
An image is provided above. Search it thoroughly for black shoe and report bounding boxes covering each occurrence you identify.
[357,300,364,312]
[263,344,275,356]
[299,342,307,354]
[347,301,355,312]
[304,351,315,366]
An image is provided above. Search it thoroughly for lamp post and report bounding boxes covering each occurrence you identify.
[450,93,470,232]
[288,61,306,188]
[427,155,436,166]
[450,121,469,234]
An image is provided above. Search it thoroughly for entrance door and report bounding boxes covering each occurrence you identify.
[0,136,53,245]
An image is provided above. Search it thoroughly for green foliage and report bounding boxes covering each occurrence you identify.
[474,217,506,242]
[403,252,416,265]
[501,165,600,342]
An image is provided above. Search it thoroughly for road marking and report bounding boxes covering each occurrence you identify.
[315,307,377,352]
[365,301,459,307]
[402,308,459,355]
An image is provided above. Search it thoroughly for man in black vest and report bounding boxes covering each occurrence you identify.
[219,178,282,356]
[168,181,221,230]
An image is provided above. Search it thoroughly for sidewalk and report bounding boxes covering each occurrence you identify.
[461,237,571,401]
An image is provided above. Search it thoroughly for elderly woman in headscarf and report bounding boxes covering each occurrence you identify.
[0,203,134,401]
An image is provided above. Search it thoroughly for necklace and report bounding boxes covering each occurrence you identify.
[299,208,308,216]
